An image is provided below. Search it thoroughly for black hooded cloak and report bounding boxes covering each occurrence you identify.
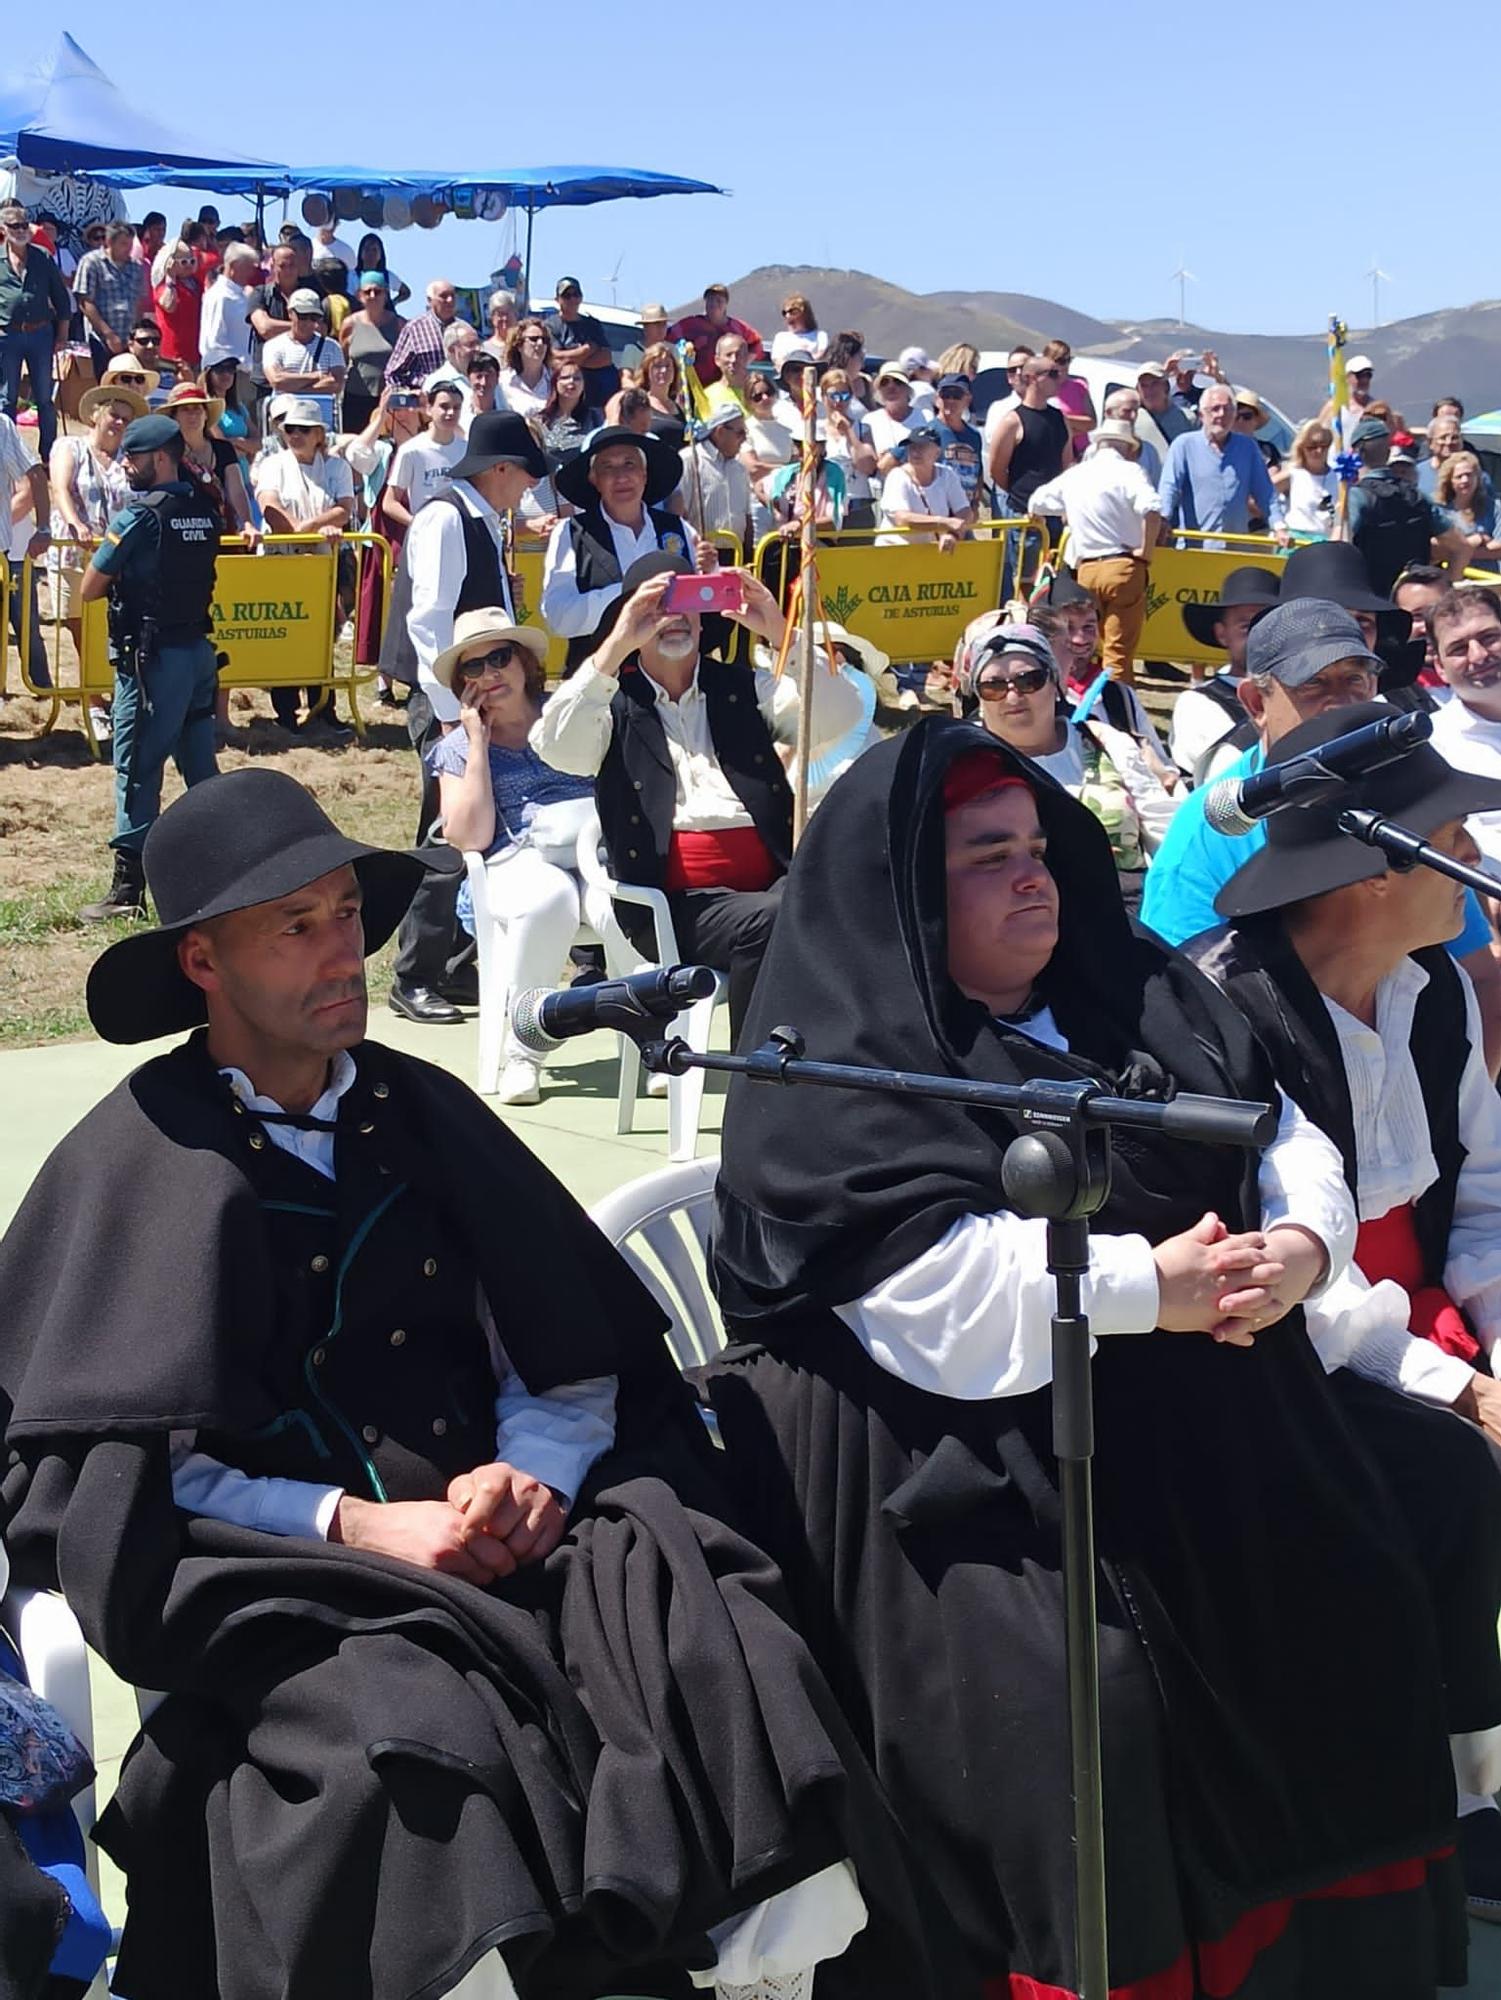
[0,1035,939,2000]
[704,719,1463,1999]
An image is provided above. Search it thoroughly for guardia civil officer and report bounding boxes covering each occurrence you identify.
[78,412,224,923]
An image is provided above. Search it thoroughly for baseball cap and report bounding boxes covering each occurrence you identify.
[1351,415,1392,448]
[898,346,935,375]
[279,398,327,430]
[287,288,325,316]
[1346,354,1375,374]
[555,275,582,296]
[936,373,972,396]
[1136,361,1169,380]
[902,425,943,452]
[1244,599,1382,688]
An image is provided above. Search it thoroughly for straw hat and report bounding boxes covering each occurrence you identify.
[160,381,226,426]
[79,381,149,423]
[430,609,548,691]
[100,352,159,394]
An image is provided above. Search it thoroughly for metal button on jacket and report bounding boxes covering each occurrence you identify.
[312,1346,327,1367]
[390,1328,406,1347]
[372,1082,389,1099]
[361,1425,379,1445]
[431,1417,447,1437]
[422,1258,437,1278]
[310,1254,330,1275]
[248,1132,266,1151]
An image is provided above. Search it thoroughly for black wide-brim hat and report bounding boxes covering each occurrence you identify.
[87,769,461,1045]
[1279,539,1412,642]
[448,409,548,482]
[1215,702,1501,919]
[554,425,682,511]
[1181,563,1281,647]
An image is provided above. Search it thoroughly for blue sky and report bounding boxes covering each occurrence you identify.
[20,2,1501,336]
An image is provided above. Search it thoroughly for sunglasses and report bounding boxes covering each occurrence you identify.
[826,389,851,403]
[133,334,161,346]
[460,643,525,676]
[1350,369,1373,379]
[1235,407,1259,420]
[977,665,1053,698]
[282,424,320,435]
[557,290,581,301]
[110,371,148,384]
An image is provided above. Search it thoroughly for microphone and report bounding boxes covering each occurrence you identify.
[510,965,719,1054]
[1203,709,1431,838]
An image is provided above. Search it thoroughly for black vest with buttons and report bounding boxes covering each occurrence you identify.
[195,1070,501,1499]
[594,659,794,893]
[562,504,689,673]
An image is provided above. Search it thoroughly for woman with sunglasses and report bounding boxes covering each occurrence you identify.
[428,609,597,1106]
[770,291,828,371]
[963,622,1178,905]
[1282,420,1340,539]
[339,272,407,433]
[499,319,553,417]
[352,232,410,307]
[1437,451,1501,573]
[820,367,878,530]
[149,238,203,373]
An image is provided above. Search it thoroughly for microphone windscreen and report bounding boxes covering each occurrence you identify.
[507,987,563,1055]
[1202,779,1257,839]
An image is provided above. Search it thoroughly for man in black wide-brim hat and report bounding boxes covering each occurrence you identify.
[0,769,941,2000]
[1187,704,1501,1917]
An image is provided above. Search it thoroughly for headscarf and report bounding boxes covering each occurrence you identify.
[713,717,1274,1322]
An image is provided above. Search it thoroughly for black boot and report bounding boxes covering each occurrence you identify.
[79,850,147,923]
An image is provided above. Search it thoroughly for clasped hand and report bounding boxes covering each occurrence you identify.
[1153,1211,1327,1345]
[332,1462,567,1585]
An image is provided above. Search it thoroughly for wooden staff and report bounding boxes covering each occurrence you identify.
[793,363,819,845]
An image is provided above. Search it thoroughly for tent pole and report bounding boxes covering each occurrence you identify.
[523,197,535,308]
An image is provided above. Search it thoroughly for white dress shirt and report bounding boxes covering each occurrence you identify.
[540,507,699,641]
[1027,451,1161,560]
[1300,958,1501,1407]
[404,479,516,723]
[835,1017,1354,1403]
[169,1053,617,1538]
[199,274,253,365]
[1431,696,1501,872]
[531,653,867,830]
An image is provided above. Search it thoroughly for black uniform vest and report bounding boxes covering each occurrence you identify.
[115,485,221,646]
[195,1077,500,1500]
[1188,922,1470,1285]
[594,658,793,892]
[561,504,689,674]
[379,488,514,686]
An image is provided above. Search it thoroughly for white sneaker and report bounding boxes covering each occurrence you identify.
[497,1059,542,1106]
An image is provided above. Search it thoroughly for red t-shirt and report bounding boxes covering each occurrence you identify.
[153,273,202,368]
[666,311,763,384]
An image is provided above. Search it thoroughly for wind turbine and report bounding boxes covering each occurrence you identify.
[1171,260,1196,329]
[1366,256,1393,329]
[605,252,625,307]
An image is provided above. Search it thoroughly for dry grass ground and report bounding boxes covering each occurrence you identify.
[0,679,417,1045]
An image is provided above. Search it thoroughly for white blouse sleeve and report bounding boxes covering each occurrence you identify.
[834,1212,1160,1402]
[1442,969,1501,1352]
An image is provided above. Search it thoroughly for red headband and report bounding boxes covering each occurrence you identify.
[942,753,1033,814]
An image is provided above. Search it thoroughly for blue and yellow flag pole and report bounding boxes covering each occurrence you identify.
[1328,316,1358,537]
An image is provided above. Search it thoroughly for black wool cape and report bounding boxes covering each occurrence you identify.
[705,719,1464,2000]
[0,1037,938,2000]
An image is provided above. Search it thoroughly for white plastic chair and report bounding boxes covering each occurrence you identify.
[589,1156,723,1371]
[464,816,642,1101]
[576,822,730,1163]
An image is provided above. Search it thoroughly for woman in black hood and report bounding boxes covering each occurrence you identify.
[706,716,1463,2000]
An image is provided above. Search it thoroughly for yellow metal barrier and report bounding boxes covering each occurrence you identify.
[752,519,1043,663]
[1053,527,1286,669]
[513,527,745,679]
[23,532,394,756]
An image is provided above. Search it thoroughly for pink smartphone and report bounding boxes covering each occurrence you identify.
[663,571,744,616]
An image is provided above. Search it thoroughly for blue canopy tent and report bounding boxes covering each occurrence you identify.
[105,162,727,302]
[0,34,284,178]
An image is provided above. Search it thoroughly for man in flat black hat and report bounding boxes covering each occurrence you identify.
[0,769,932,2000]
[379,409,549,1026]
[540,424,717,675]
[1168,563,1280,784]
[704,715,1465,1995]
[533,549,866,1038]
[1187,705,1501,1914]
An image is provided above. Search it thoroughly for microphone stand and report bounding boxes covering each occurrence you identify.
[1336,806,1501,902]
[623,1013,1276,2000]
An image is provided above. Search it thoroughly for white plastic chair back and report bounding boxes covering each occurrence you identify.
[589,1157,722,1371]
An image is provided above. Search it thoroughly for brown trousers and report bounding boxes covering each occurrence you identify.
[1075,554,1149,683]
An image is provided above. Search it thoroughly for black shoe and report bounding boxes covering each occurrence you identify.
[388,983,464,1025]
[376,687,401,709]
[79,851,147,923]
[1461,1806,1501,1922]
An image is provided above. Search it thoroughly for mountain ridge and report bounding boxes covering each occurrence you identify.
[674,266,1501,422]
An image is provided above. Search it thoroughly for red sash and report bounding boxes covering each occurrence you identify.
[1355,1202,1479,1362]
[664,826,779,894]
